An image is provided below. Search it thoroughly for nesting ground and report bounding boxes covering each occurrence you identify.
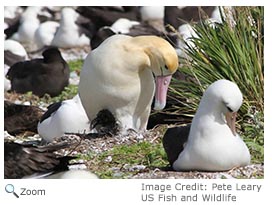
[4,46,264,179]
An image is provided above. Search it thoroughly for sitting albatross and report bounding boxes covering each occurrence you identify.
[164,79,250,171]
[79,34,178,132]
[6,47,70,97]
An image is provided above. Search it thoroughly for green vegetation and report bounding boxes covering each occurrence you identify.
[67,59,84,72]
[39,84,78,104]
[83,141,168,178]
[168,7,264,163]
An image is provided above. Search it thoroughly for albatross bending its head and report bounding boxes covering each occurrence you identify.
[198,79,243,136]
[167,79,250,171]
[79,34,178,133]
[130,35,179,110]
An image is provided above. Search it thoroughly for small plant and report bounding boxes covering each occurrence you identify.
[68,59,84,73]
[40,85,78,103]
[84,141,168,178]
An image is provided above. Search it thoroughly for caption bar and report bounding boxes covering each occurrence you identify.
[140,182,262,203]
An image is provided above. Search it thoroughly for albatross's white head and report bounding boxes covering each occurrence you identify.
[200,79,243,136]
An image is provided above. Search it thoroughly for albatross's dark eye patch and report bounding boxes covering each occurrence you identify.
[165,65,169,70]
[226,106,233,112]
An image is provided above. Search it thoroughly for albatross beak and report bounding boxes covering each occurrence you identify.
[154,75,172,110]
[226,112,237,136]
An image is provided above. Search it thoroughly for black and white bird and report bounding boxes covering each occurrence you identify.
[10,6,42,44]
[4,6,24,39]
[4,39,28,91]
[90,18,165,49]
[164,6,216,32]
[51,7,90,48]
[37,95,90,142]
[4,39,28,67]
[76,6,140,31]
[6,47,70,97]
[163,79,250,171]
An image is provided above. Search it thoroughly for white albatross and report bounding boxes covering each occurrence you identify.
[172,79,250,171]
[34,21,60,49]
[10,6,41,44]
[51,7,89,48]
[79,34,178,133]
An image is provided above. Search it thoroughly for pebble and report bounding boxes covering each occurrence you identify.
[104,156,113,162]
[69,71,80,85]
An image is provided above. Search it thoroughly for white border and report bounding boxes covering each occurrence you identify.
[1,1,271,204]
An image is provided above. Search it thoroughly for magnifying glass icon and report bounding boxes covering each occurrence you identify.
[5,184,19,198]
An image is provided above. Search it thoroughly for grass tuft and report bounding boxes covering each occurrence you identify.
[82,141,168,178]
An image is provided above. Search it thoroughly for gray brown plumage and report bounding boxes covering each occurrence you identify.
[4,142,75,179]
[6,47,70,97]
[4,100,44,135]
